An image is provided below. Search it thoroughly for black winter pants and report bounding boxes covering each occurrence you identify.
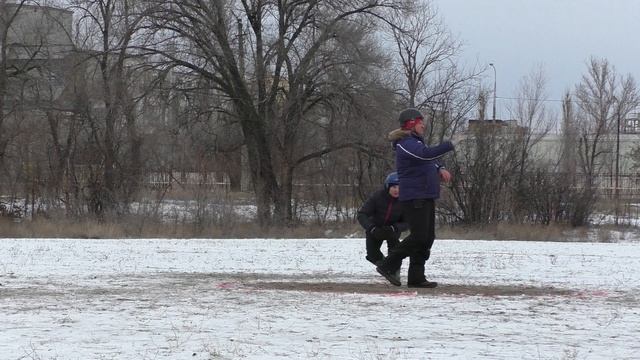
[365,231,400,265]
[379,199,435,284]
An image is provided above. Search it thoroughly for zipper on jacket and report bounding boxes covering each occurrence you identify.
[383,199,394,225]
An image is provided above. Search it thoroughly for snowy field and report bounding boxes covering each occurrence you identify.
[1,238,639,359]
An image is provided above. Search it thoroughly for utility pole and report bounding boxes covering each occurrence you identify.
[489,63,497,121]
[615,100,621,225]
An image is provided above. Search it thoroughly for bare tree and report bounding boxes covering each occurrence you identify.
[0,1,78,218]
[388,1,479,138]
[571,58,617,223]
[500,67,556,223]
[68,0,153,216]
[0,0,30,166]
[575,58,617,190]
[613,75,640,135]
[389,1,459,107]
[556,91,584,225]
[145,0,404,225]
[571,57,639,225]
[445,67,555,225]
[510,66,552,184]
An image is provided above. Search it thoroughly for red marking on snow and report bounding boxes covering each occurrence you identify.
[215,282,236,289]
[574,290,610,299]
[383,291,418,297]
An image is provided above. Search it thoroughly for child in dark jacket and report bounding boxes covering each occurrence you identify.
[357,172,409,266]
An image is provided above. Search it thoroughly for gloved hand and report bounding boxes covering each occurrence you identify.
[370,225,397,240]
[368,226,382,238]
[384,225,400,239]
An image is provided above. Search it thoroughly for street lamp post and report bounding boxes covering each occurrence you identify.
[614,99,621,225]
[489,63,497,121]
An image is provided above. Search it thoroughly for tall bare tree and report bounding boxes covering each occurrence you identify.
[0,0,29,165]
[445,67,555,224]
[556,91,593,225]
[69,0,152,216]
[0,1,78,217]
[510,66,552,185]
[575,58,617,188]
[387,1,479,147]
[145,0,403,225]
[389,1,458,108]
[573,57,639,225]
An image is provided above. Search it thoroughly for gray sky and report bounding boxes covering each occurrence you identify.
[432,0,640,119]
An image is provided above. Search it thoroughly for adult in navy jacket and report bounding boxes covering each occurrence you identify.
[357,172,409,266]
[376,108,455,288]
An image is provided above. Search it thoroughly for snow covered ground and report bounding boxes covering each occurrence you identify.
[1,237,639,359]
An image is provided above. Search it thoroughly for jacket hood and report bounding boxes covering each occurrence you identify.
[388,128,411,142]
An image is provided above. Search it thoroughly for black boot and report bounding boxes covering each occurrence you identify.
[366,255,384,267]
[407,280,437,288]
[376,266,401,286]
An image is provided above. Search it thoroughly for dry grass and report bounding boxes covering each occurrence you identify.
[0,217,361,239]
[438,223,595,242]
[140,187,254,203]
[0,217,164,239]
[0,217,631,242]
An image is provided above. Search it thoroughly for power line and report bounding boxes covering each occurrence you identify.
[495,96,565,103]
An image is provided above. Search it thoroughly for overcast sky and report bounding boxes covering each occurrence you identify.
[432,0,640,119]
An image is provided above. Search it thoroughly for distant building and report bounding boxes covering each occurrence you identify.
[1,2,75,107]
[467,119,526,136]
[465,117,640,197]
[622,114,640,134]
[1,3,73,59]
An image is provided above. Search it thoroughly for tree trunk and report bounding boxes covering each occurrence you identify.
[236,104,279,225]
[274,167,294,226]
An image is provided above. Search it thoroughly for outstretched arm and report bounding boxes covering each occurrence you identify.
[396,140,454,161]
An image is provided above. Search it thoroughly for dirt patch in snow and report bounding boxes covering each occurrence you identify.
[3,272,631,304]
[185,272,574,297]
[246,281,577,297]
[146,272,631,299]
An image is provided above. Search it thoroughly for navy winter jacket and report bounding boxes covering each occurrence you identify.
[357,189,409,233]
[388,129,455,201]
